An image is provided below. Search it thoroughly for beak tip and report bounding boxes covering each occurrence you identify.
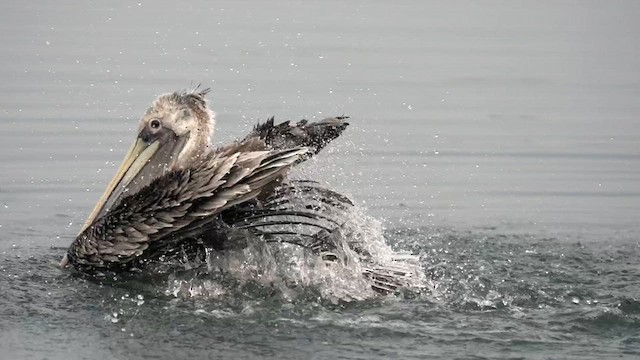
[59,253,69,269]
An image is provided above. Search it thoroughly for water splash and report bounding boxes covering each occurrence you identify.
[164,204,428,303]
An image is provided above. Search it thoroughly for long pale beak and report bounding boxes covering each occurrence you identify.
[60,134,179,268]
[81,137,161,234]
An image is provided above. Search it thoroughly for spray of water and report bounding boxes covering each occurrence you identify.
[164,203,428,304]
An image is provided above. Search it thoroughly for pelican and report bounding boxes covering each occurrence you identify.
[61,89,417,292]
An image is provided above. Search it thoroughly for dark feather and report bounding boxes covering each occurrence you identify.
[249,116,349,162]
[67,148,307,270]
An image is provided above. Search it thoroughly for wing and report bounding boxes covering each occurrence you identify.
[217,116,349,162]
[67,147,308,271]
[218,180,419,294]
[219,180,354,255]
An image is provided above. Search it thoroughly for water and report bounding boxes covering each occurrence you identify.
[1,1,639,359]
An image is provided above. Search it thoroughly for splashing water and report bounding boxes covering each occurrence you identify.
[164,204,429,304]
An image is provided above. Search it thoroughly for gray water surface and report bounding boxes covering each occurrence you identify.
[1,1,639,359]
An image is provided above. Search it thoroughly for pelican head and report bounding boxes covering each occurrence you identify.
[79,89,215,233]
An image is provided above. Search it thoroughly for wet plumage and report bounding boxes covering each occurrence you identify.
[63,89,417,292]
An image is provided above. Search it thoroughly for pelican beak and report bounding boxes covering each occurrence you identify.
[79,137,161,234]
[59,130,188,268]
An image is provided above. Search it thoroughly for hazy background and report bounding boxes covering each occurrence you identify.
[1,1,639,244]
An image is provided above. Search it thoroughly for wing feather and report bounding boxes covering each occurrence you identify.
[67,147,307,270]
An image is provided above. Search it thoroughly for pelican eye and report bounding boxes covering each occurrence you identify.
[149,119,161,130]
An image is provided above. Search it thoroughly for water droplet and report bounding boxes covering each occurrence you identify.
[107,312,119,323]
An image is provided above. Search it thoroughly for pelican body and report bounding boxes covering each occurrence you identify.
[62,90,351,273]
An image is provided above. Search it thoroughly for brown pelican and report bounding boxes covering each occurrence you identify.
[61,89,417,292]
